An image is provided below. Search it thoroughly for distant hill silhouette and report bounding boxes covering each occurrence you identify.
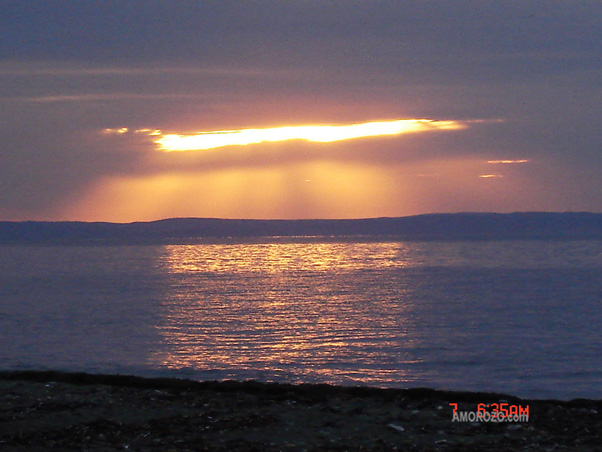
[1,212,602,244]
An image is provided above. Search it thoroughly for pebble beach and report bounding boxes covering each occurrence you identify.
[1,370,600,451]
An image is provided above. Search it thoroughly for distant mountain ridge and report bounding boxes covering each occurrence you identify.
[1,212,602,244]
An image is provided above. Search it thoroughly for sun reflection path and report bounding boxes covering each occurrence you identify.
[152,242,419,386]
[154,119,466,152]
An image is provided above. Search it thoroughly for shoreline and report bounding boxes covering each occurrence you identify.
[1,370,600,451]
[1,369,600,403]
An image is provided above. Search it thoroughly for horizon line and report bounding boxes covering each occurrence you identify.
[2,211,601,225]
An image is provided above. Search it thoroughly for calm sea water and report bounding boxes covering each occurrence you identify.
[0,240,600,400]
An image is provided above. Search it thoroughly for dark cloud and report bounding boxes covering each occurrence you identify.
[3,1,599,73]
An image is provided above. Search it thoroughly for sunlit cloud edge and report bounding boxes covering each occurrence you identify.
[488,159,530,164]
[150,118,469,152]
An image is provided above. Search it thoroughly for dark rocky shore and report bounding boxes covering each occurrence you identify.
[1,371,600,451]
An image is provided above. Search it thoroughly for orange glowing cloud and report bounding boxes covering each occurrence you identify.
[102,127,129,134]
[487,159,530,164]
[152,119,467,152]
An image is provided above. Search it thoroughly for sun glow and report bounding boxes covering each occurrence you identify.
[154,119,466,152]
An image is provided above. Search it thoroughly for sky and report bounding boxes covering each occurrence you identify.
[1,0,601,222]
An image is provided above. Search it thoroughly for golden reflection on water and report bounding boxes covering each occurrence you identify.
[165,242,410,274]
[152,242,418,385]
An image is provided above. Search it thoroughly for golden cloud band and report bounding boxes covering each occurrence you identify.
[152,119,466,152]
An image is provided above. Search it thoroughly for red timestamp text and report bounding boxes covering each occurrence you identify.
[450,402,530,423]
[477,402,529,417]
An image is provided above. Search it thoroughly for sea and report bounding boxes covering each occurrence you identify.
[1,239,600,400]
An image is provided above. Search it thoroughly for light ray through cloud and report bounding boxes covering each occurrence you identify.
[153,119,467,152]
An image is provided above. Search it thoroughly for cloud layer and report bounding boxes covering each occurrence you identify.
[1,1,601,220]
